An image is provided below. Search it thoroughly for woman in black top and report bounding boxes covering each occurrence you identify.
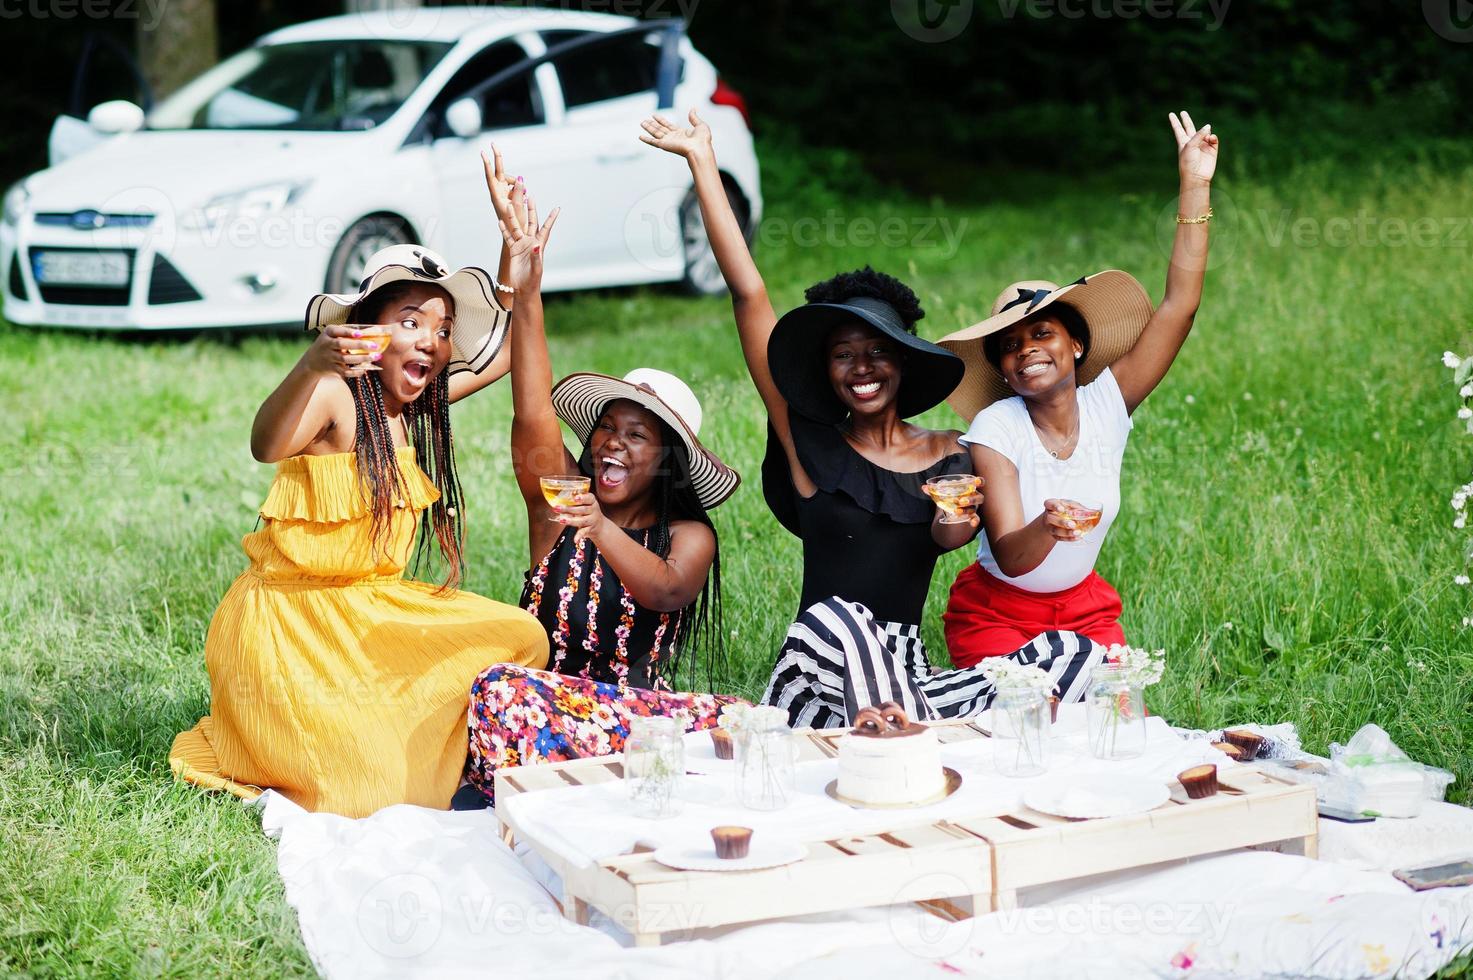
[460,155,742,805]
[644,113,1107,727]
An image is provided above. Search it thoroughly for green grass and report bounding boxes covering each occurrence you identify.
[3,133,1472,976]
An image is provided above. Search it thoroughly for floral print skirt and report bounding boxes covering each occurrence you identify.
[465,664,744,801]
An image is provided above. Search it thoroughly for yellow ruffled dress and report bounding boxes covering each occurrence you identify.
[170,448,549,817]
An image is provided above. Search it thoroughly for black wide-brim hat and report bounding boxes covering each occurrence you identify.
[767,296,965,425]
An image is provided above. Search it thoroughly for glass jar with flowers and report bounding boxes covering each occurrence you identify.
[625,715,685,818]
[980,660,1054,777]
[1085,645,1165,761]
[718,704,797,810]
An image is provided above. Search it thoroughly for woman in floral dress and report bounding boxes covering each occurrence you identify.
[459,157,743,805]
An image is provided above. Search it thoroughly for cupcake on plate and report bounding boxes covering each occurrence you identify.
[712,826,753,859]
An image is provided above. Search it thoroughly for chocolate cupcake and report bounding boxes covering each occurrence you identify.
[1222,729,1265,760]
[1211,741,1245,762]
[710,728,734,760]
[1178,764,1219,799]
[711,825,753,859]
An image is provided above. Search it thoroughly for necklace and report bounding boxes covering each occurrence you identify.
[1036,417,1080,459]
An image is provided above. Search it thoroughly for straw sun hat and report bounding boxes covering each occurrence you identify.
[551,368,740,511]
[304,244,510,376]
[938,270,1156,421]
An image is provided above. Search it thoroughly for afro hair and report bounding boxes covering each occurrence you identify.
[803,266,925,334]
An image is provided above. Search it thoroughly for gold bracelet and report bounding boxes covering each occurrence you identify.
[1176,207,1214,225]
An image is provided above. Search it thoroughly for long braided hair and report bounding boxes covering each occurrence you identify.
[345,281,466,592]
[578,415,726,690]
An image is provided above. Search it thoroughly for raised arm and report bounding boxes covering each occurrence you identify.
[640,111,814,494]
[1111,110,1219,414]
[501,193,570,535]
[449,146,521,403]
[250,326,376,462]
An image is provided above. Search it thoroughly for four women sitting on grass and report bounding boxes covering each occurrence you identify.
[172,109,1217,816]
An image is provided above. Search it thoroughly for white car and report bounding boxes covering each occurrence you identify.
[1,7,760,330]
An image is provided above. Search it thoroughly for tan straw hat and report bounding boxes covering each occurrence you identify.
[304,244,509,376]
[551,368,740,510]
[938,269,1155,421]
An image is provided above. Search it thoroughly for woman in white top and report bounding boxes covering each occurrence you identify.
[939,110,1220,668]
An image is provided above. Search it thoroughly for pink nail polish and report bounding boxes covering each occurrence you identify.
[352,330,363,338]
[371,353,382,361]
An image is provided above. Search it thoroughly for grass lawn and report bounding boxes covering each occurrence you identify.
[2,126,1472,975]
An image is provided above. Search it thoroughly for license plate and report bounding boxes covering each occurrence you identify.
[32,250,130,286]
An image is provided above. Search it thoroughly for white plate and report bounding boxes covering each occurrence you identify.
[652,838,807,872]
[1023,774,1171,819]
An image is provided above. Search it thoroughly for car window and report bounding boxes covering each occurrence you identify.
[149,40,452,131]
[433,40,542,131]
[541,30,663,109]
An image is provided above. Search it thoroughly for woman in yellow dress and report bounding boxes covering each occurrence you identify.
[171,167,549,817]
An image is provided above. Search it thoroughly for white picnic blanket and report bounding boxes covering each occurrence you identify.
[257,712,1473,979]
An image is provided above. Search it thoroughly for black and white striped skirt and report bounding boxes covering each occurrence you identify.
[760,596,1106,729]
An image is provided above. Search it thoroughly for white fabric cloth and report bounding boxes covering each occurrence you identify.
[962,366,1132,592]
[256,709,1473,979]
[505,713,1214,870]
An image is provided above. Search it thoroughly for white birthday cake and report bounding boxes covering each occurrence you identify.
[836,703,946,806]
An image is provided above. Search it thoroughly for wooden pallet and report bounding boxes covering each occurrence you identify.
[495,720,1318,946]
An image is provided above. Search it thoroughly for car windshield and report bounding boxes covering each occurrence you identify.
[148,39,453,132]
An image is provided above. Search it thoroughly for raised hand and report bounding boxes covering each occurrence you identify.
[481,145,528,233]
[638,109,713,160]
[1170,110,1219,185]
[497,191,560,294]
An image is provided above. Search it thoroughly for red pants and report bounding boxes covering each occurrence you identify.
[943,563,1125,669]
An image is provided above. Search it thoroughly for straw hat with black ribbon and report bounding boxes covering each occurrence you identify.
[304,244,511,376]
[767,295,965,425]
[551,368,741,511]
[938,270,1156,422]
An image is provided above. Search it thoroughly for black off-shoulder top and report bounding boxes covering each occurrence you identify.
[761,413,970,627]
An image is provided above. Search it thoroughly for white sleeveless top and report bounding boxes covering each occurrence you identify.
[960,367,1132,593]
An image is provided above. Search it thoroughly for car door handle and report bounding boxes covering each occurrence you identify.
[596,149,643,164]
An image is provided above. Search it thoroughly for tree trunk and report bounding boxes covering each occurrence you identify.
[136,0,218,102]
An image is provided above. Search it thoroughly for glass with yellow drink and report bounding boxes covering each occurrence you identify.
[923,474,981,525]
[1057,498,1103,541]
[344,323,394,356]
[540,474,591,519]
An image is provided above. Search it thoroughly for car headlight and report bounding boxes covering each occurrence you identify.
[183,180,310,231]
[3,181,31,227]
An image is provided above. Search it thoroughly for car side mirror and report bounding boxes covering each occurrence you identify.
[87,100,145,135]
[445,98,482,139]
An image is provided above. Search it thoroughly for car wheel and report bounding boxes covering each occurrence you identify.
[325,215,414,293]
[679,182,748,297]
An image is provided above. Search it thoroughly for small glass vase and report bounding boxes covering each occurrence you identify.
[625,716,685,818]
[734,727,797,810]
[992,688,1050,777]
[1085,663,1147,760]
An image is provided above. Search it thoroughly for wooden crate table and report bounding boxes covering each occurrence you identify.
[494,718,1318,946]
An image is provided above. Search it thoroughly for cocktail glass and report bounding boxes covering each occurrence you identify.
[923,474,981,525]
[540,474,591,520]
